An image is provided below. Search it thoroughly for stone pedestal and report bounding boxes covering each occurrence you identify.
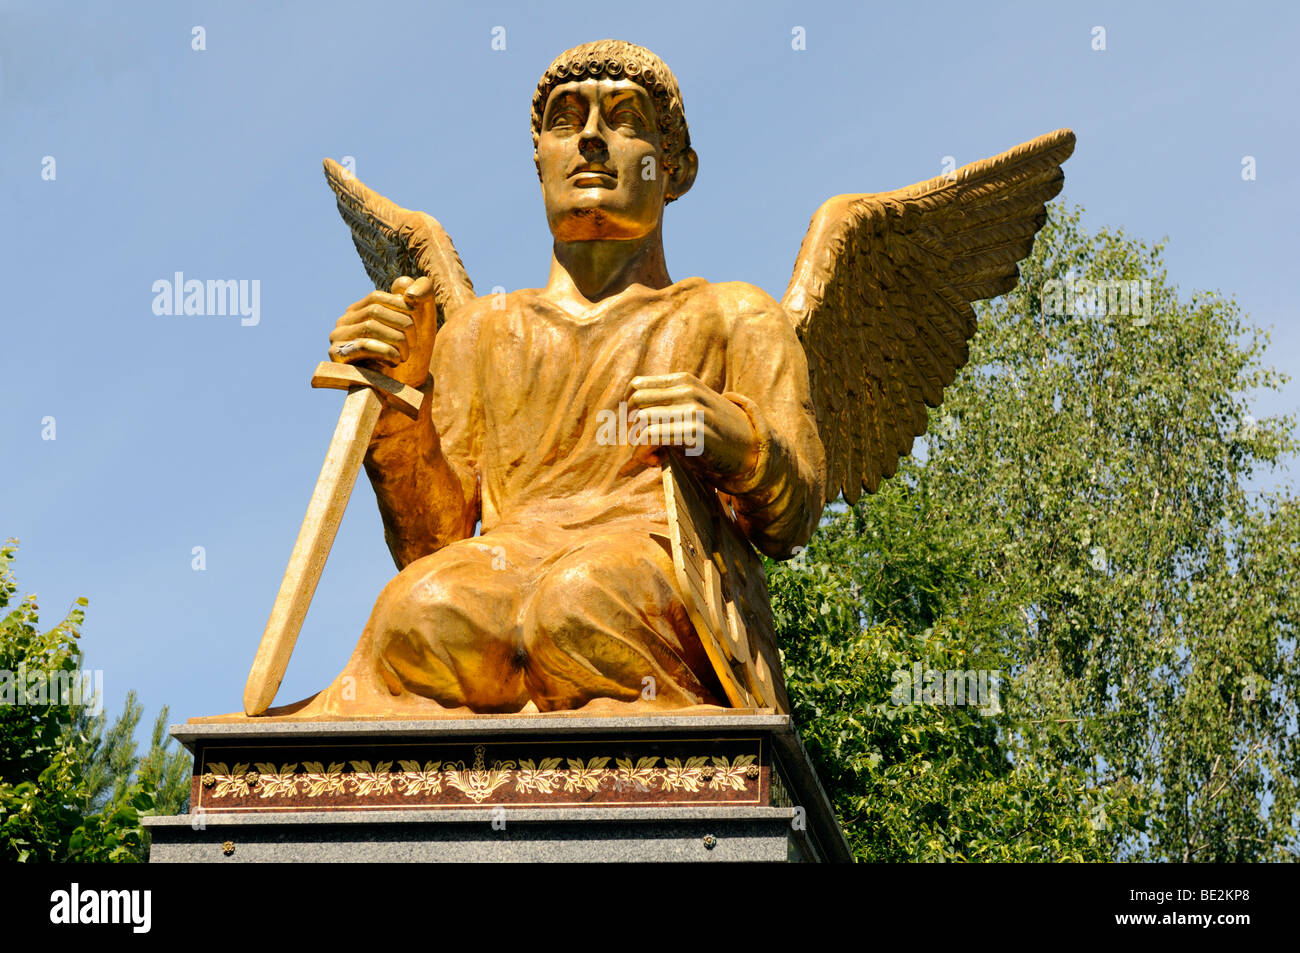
[143,713,852,862]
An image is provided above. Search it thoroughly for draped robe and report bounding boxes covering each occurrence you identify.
[297,277,825,716]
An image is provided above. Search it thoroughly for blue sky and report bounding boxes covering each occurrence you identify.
[2,1,1296,733]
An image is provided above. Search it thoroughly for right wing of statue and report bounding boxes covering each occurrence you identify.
[783,128,1076,505]
[322,158,476,326]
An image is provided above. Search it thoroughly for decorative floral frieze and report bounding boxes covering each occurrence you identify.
[200,746,759,803]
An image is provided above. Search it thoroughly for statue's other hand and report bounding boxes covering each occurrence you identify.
[328,275,437,389]
[627,372,759,481]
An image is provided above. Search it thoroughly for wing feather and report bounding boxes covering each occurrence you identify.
[783,129,1074,505]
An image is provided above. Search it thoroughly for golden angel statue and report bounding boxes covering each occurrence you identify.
[238,39,1073,720]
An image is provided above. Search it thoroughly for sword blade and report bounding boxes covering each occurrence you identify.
[242,385,384,715]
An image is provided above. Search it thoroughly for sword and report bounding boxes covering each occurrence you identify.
[241,360,423,715]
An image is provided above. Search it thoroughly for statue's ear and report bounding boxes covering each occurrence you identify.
[666,148,698,202]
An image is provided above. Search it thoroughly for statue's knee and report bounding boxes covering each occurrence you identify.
[377,552,490,644]
[387,574,454,623]
[523,559,664,674]
[524,564,599,645]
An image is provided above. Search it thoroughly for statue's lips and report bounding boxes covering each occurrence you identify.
[569,169,617,187]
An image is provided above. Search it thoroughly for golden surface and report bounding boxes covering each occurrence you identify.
[219,39,1072,722]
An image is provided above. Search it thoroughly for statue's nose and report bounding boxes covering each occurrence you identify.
[578,134,607,159]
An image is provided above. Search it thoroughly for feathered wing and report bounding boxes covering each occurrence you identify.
[782,128,1075,505]
[322,158,476,322]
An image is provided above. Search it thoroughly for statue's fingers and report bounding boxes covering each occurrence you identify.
[633,404,699,424]
[337,304,414,334]
[631,372,697,389]
[403,275,436,302]
[346,290,413,317]
[636,422,666,446]
[332,338,401,365]
[636,409,700,439]
[328,324,360,349]
[353,319,409,360]
[390,275,416,295]
[640,422,702,452]
[627,385,696,410]
[354,313,412,342]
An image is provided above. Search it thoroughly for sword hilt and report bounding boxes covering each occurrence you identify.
[310,361,423,418]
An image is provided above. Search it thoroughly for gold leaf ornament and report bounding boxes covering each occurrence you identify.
[613,756,659,793]
[563,756,612,794]
[301,761,349,797]
[516,757,566,794]
[208,762,253,798]
[350,760,396,796]
[397,760,444,796]
[661,756,709,792]
[708,754,756,791]
[254,762,301,798]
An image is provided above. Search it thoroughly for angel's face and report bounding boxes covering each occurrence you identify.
[538,78,666,241]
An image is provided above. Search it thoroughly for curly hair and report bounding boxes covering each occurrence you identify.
[531,40,693,200]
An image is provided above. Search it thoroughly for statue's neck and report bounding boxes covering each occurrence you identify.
[545,225,672,309]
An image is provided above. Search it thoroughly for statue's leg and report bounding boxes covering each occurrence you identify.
[520,527,723,711]
[312,539,529,715]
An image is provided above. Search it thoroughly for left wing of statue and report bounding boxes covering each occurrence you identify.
[322,158,476,324]
[783,128,1075,505]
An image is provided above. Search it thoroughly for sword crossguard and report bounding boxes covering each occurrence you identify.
[311,361,424,419]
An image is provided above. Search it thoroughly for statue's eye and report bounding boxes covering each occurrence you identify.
[610,108,644,131]
[548,102,584,129]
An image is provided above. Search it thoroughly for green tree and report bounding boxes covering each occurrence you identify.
[772,206,1299,862]
[76,692,191,819]
[73,690,192,859]
[0,540,191,861]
